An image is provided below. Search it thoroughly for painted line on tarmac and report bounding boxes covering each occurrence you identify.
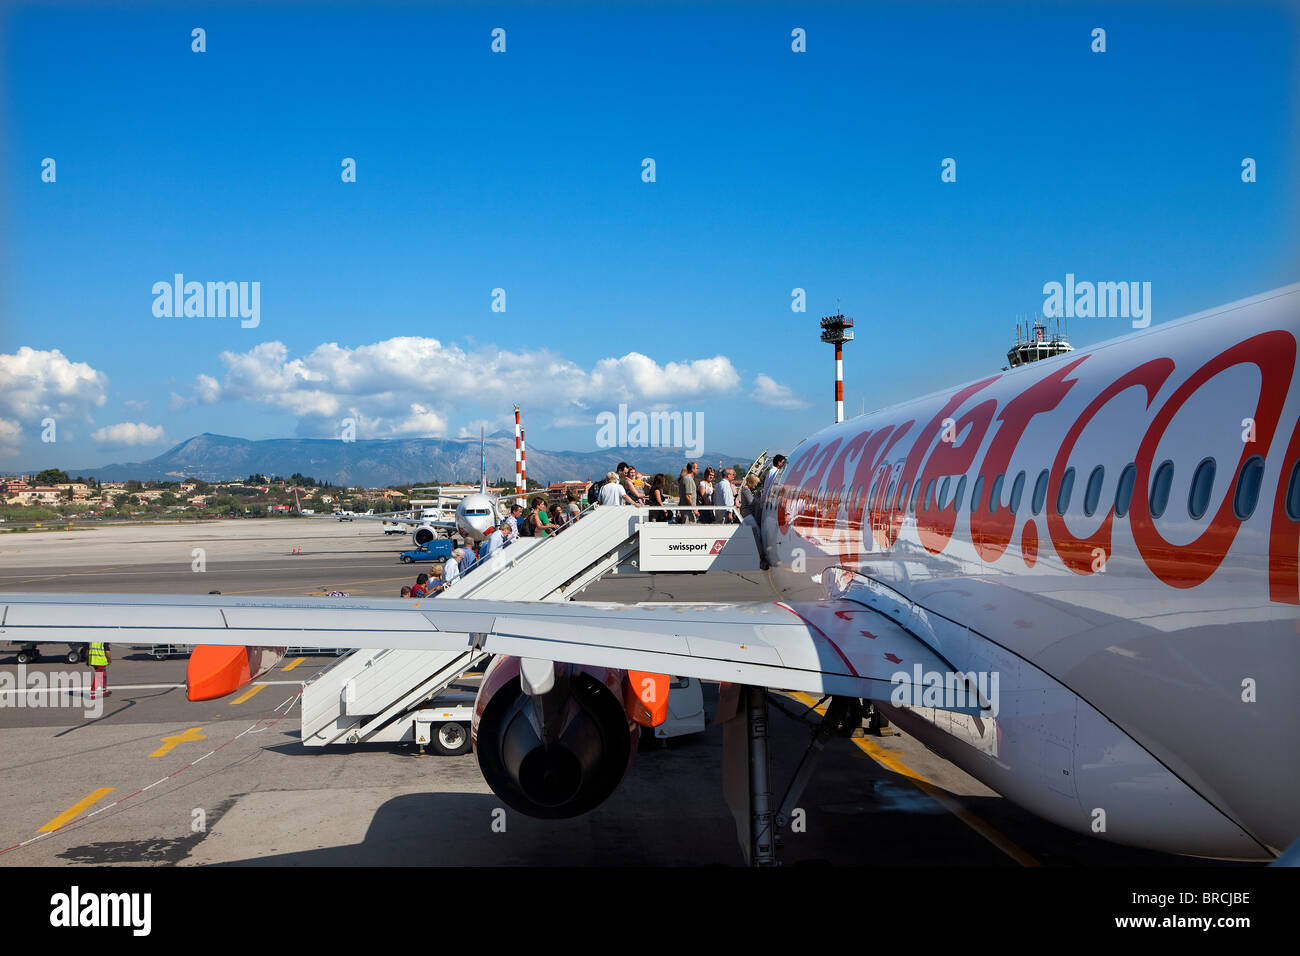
[281,657,306,672]
[790,692,1040,867]
[0,564,130,587]
[38,788,115,832]
[0,680,304,697]
[229,684,268,705]
[1,690,301,856]
[150,727,207,758]
[0,563,399,581]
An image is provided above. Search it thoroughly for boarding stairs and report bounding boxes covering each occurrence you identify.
[299,505,649,747]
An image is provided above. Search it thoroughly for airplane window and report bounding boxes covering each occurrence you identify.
[952,475,967,512]
[1009,471,1026,514]
[1031,469,1049,515]
[1150,460,1174,518]
[1115,463,1137,517]
[938,477,951,510]
[987,473,1004,513]
[923,479,936,512]
[1288,460,1300,520]
[911,480,923,513]
[1056,468,1075,515]
[970,475,985,514]
[1234,456,1265,520]
[896,480,910,510]
[1083,466,1105,517]
[886,479,895,507]
[1188,458,1216,520]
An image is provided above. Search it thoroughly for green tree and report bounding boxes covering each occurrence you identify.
[34,468,70,485]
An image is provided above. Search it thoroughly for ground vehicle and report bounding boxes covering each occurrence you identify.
[4,642,88,664]
[398,540,454,563]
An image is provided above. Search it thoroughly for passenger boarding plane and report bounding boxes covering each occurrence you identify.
[3,285,1297,862]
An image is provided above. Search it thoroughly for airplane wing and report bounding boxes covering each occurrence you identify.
[334,514,456,529]
[0,593,975,707]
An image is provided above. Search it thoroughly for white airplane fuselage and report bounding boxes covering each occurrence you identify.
[759,286,1300,859]
[454,493,500,542]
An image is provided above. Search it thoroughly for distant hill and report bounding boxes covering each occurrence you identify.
[74,434,747,486]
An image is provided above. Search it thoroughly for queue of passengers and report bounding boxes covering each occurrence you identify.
[397,454,790,597]
[582,456,786,528]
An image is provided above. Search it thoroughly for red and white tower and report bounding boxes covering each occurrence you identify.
[820,308,855,423]
[520,425,527,491]
[514,405,523,495]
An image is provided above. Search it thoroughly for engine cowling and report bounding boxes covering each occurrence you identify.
[472,656,637,819]
[412,525,438,547]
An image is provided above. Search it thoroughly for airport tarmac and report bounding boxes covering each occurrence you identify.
[0,519,1239,866]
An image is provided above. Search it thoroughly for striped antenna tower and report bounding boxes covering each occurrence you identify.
[820,303,855,423]
[520,424,527,491]
[514,405,524,495]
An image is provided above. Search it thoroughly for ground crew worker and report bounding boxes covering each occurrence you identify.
[88,641,111,699]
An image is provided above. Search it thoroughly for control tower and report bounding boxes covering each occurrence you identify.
[1006,317,1072,368]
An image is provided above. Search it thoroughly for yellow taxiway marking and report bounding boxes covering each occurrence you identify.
[39,788,115,832]
[150,726,207,758]
[281,657,306,672]
[229,684,268,706]
[790,692,1040,867]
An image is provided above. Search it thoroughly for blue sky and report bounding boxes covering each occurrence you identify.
[1,0,1296,473]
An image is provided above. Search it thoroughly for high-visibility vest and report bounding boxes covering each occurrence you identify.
[89,642,108,667]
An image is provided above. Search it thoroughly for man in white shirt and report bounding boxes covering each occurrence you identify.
[439,549,462,590]
[503,504,523,544]
[765,454,786,485]
[715,467,737,522]
[599,471,634,506]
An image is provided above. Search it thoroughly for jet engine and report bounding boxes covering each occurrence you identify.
[411,525,439,547]
[472,656,667,819]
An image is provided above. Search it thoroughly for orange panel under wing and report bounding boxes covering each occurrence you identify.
[624,671,670,728]
[187,645,287,701]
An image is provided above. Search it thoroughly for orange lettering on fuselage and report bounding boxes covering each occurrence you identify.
[972,358,1086,562]
[1129,331,1295,588]
[776,331,1299,604]
[1046,358,1176,574]
[878,378,1000,552]
[915,399,997,554]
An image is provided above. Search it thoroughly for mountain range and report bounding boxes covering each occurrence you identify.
[73,434,750,487]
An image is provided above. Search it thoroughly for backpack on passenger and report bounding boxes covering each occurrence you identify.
[520,511,536,537]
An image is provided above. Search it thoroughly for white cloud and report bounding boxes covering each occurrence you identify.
[185,338,744,439]
[91,422,166,446]
[751,374,810,409]
[587,353,740,402]
[0,418,21,454]
[0,347,109,423]
[170,373,223,410]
